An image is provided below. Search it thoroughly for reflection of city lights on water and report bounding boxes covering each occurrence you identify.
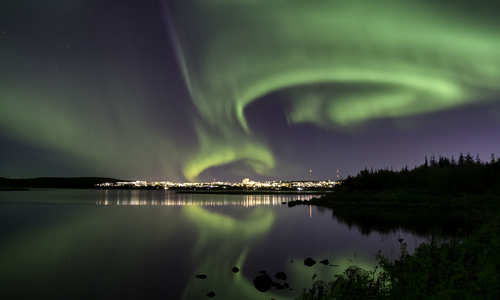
[96,190,315,207]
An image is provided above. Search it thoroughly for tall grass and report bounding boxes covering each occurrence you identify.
[298,220,500,300]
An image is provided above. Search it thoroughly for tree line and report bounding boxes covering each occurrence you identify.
[336,153,500,194]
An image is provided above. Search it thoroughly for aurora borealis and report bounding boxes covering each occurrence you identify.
[1,0,500,180]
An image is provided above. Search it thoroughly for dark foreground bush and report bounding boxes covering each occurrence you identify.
[298,220,500,300]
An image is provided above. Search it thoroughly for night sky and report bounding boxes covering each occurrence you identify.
[1,0,500,181]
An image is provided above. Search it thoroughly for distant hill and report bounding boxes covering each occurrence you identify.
[0,177,126,189]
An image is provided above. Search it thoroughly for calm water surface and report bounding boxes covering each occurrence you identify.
[0,190,426,299]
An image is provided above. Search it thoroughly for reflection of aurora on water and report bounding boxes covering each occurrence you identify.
[181,206,281,299]
[180,206,374,300]
[1,190,422,299]
[93,191,339,298]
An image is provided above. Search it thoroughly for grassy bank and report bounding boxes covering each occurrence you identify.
[298,219,500,300]
[297,155,500,299]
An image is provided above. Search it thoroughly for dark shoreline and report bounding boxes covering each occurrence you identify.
[0,187,30,191]
[0,177,125,190]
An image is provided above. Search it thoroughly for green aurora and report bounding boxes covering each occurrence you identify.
[168,0,500,179]
[1,0,499,180]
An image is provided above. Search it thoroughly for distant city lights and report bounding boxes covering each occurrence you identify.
[96,178,339,191]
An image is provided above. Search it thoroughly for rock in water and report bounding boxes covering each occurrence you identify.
[304,257,316,267]
[320,259,329,265]
[196,274,207,279]
[275,272,287,281]
[253,274,272,292]
[206,291,216,298]
[232,267,239,273]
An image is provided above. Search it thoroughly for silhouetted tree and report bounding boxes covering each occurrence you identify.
[459,153,465,166]
[430,156,437,167]
[465,153,474,164]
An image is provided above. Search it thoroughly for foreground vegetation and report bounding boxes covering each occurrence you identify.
[299,155,500,299]
[299,219,500,299]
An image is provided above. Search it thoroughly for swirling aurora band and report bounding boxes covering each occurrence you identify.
[1,0,499,180]
[167,0,500,180]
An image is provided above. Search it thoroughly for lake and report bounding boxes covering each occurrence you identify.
[0,189,427,300]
